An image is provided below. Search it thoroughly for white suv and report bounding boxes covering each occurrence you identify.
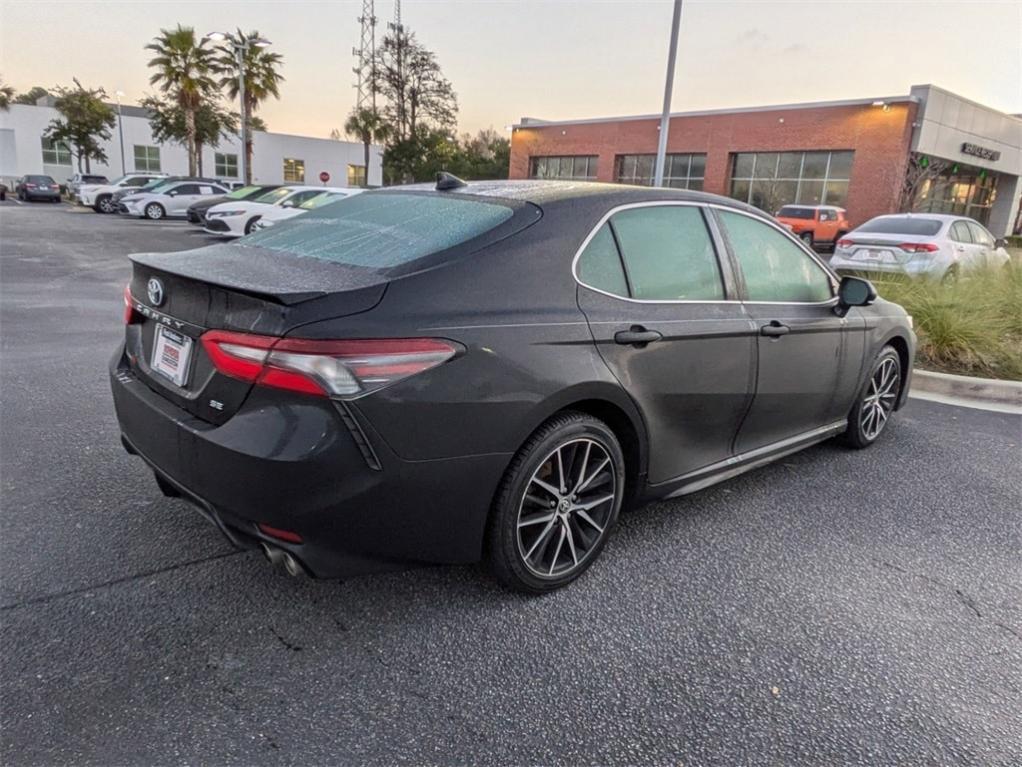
[77,173,169,213]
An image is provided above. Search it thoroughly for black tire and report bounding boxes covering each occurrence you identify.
[842,346,901,449]
[244,216,261,235]
[800,231,814,248]
[96,195,115,214]
[941,265,959,285]
[144,202,165,221]
[486,411,625,594]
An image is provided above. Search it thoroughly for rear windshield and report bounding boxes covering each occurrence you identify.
[239,192,515,269]
[778,206,815,220]
[856,217,943,236]
[27,175,55,183]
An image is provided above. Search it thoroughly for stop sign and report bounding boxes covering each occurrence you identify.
[319,171,330,183]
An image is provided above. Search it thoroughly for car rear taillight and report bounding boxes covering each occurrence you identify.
[837,238,855,248]
[25,183,36,189]
[201,330,460,398]
[899,242,939,253]
[257,523,303,544]
[123,284,140,324]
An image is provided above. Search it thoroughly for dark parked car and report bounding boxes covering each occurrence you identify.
[186,184,280,225]
[15,175,61,202]
[111,178,916,593]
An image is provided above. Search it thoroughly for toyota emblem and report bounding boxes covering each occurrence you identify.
[147,277,165,307]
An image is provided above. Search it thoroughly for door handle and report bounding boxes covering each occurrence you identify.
[614,326,663,346]
[760,321,790,338]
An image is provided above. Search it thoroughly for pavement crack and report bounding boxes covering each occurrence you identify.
[0,550,244,611]
[269,625,303,652]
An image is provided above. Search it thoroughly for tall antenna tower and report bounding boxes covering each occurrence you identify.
[353,0,377,111]
[392,0,402,31]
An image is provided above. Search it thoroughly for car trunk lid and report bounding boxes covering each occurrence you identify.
[126,244,387,425]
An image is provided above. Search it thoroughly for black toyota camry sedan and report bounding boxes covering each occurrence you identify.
[111,177,916,593]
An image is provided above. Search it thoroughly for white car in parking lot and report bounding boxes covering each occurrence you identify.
[249,189,363,232]
[77,172,169,213]
[203,185,356,237]
[121,180,230,220]
[830,214,1010,281]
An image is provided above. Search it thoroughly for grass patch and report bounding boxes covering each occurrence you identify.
[864,263,1022,381]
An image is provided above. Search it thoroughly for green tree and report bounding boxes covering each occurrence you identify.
[43,79,116,172]
[14,86,50,105]
[0,77,15,110]
[383,127,459,185]
[146,25,217,175]
[344,107,392,187]
[141,95,239,176]
[213,30,284,184]
[447,129,510,180]
[375,26,457,143]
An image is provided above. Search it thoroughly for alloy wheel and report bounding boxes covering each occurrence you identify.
[99,197,114,213]
[860,357,899,441]
[516,438,617,578]
[146,203,164,220]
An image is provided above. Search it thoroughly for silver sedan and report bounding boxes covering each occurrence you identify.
[829,214,1010,281]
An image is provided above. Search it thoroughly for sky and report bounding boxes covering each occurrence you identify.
[1,0,1020,140]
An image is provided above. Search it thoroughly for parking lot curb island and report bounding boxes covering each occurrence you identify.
[912,369,1022,407]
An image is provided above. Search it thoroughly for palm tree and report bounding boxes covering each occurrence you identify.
[214,30,284,184]
[145,25,217,175]
[344,108,391,187]
[0,77,15,111]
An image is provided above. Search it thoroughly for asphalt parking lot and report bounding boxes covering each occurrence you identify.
[1,200,1020,766]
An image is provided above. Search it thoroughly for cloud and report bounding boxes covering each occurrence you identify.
[737,28,770,46]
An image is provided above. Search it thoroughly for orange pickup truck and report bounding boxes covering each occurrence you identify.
[776,205,851,248]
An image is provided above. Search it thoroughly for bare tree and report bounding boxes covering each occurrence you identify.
[899,153,951,212]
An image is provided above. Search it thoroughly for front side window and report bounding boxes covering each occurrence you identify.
[283,158,305,183]
[614,153,706,190]
[729,150,853,212]
[577,206,724,301]
[41,137,72,166]
[133,146,161,172]
[215,153,238,178]
[717,210,833,303]
[529,156,598,181]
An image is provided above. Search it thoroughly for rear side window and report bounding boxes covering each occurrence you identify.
[950,221,973,244]
[717,210,833,303]
[240,192,515,269]
[577,224,629,296]
[778,206,815,220]
[967,222,994,248]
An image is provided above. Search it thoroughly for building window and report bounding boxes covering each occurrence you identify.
[729,150,853,213]
[614,153,706,190]
[41,137,72,166]
[283,158,305,183]
[529,155,598,181]
[133,145,161,172]
[347,164,366,187]
[913,165,999,226]
[215,153,238,178]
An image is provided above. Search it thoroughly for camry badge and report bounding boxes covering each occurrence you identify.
[147,277,165,307]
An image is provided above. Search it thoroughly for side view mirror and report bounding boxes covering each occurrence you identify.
[995,237,1008,249]
[836,275,877,315]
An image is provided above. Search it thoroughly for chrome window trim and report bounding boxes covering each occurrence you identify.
[572,200,838,306]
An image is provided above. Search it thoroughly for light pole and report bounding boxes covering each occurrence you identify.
[205,32,271,185]
[653,0,683,187]
[115,90,126,176]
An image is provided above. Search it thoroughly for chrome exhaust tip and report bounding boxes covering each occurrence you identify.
[281,552,305,578]
[260,543,285,568]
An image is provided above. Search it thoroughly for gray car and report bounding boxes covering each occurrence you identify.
[111,179,916,593]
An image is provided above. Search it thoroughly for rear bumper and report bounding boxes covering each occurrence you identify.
[110,345,509,579]
[831,253,950,280]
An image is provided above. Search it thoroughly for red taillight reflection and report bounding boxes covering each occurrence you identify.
[837,239,855,248]
[123,284,140,324]
[257,523,303,544]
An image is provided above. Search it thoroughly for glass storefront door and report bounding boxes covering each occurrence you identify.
[913,162,999,225]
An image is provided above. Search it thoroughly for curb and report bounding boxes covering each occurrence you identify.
[911,369,1022,408]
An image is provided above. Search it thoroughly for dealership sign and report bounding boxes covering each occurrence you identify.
[961,142,1001,162]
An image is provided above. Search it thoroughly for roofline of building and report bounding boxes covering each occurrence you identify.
[515,93,922,129]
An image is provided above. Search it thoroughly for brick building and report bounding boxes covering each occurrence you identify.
[509,84,1021,237]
